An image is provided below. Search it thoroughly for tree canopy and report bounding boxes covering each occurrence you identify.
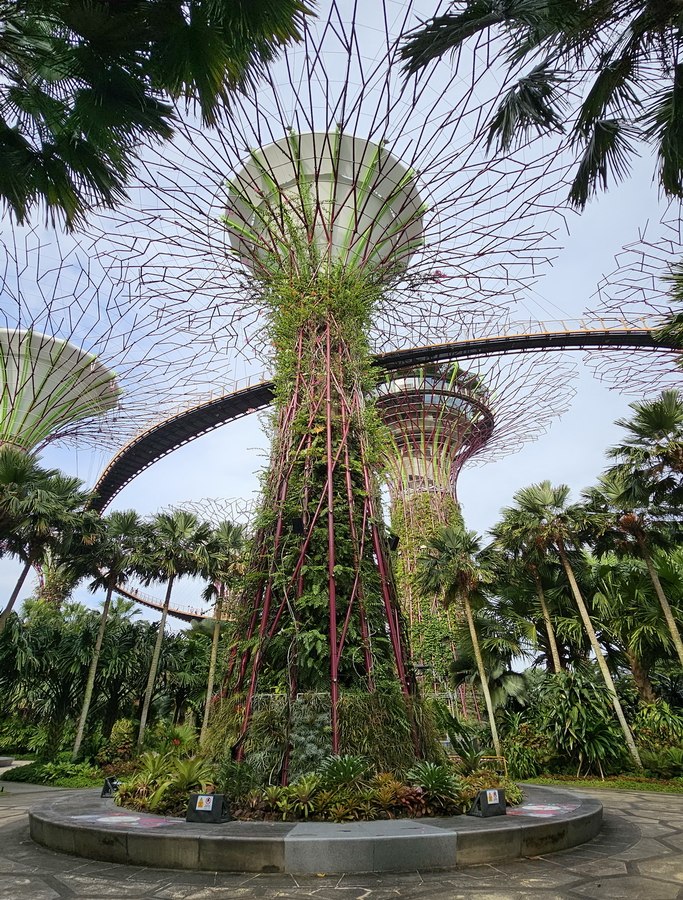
[401,0,683,209]
[1,0,313,228]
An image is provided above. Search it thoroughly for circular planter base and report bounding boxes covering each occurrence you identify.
[29,785,602,874]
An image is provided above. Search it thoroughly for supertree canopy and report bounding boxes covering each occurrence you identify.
[0,227,241,454]
[0,329,118,452]
[584,215,683,394]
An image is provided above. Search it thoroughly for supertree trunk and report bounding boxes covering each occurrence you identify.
[229,269,416,770]
[391,490,479,718]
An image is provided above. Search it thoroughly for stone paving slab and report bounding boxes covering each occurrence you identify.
[1,785,682,897]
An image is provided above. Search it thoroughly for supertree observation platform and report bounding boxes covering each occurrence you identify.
[376,364,493,504]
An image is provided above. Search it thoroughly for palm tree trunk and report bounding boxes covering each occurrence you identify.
[464,595,501,758]
[636,535,683,669]
[72,583,114,761]
[625,650,656,703]
[556,542,642,769]
[533,570,562,673]
[200,592,223,746]
[137,575,174,752]
[0,557,32,633]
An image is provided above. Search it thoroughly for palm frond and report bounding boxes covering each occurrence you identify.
[568,118,639,209]
[486,63,567,151]
[574,53,640,136]
[641,64,683,198]
[400,2,505,74]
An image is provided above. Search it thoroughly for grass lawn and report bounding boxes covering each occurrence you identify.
[526,774,683,794]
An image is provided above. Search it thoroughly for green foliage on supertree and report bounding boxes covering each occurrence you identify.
[391,491,464,686]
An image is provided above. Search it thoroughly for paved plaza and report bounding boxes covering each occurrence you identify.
[1,782,682,899]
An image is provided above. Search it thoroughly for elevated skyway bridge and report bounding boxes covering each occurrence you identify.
[95,319,678,623]
[90,320,678,514]
[114,582,212,623]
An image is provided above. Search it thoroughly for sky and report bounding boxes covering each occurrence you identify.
[1,1,679,622]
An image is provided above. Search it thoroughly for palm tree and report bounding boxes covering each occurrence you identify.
[447,596,530,713]
[71,510,144,761]
[3,599,96,757]
[418,524,502,758]
[584,469,683,668]
[0,449,91,632]
[134,510,214,751]
[401,0,683,209]
[199,519,244,745]
[499,481,642,768]
[1,0,312,228]
[589,554,670,702]
[489,517,563,674]
[608,390,683,501]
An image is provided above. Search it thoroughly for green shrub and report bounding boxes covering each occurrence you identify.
[216,759,261,801]
[406,761,463,813]
[640,747,683,779]
[502,716,555,779]
[115,753,217,817]
[633,702,683,753]
[97,719,136,766]
[317,754,369,790]
[537,672,627,776]
[0,759,100,787]
[145,722,198,756]
[458,771,524,810]
[116,756,522,821]
[0,717,38,754]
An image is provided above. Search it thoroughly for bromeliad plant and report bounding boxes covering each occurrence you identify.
[115,752,216,817]
[114,751,523,820]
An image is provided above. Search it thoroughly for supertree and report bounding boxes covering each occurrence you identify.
[0,328,118,453]
[377,351,576,707]
[0,227,240,455]
[86,0,572,774]
[584,215,683,393]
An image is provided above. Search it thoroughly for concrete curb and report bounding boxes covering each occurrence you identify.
[29,785,602,874]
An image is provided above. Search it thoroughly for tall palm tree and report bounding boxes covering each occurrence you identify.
[199,519,244,745]
[0,449,91,632]
[607,390,683,503]
[589,554,669,703]
[489,518,563,674]
[418,524,502,757]
[584,470,683,668]
[499,481,642,768]
[401,0,683,209]
[71,510,144,760]
[134,510,214,750]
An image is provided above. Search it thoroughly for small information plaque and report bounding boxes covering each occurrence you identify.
[468,787,507,818]
[186,792,230,823]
